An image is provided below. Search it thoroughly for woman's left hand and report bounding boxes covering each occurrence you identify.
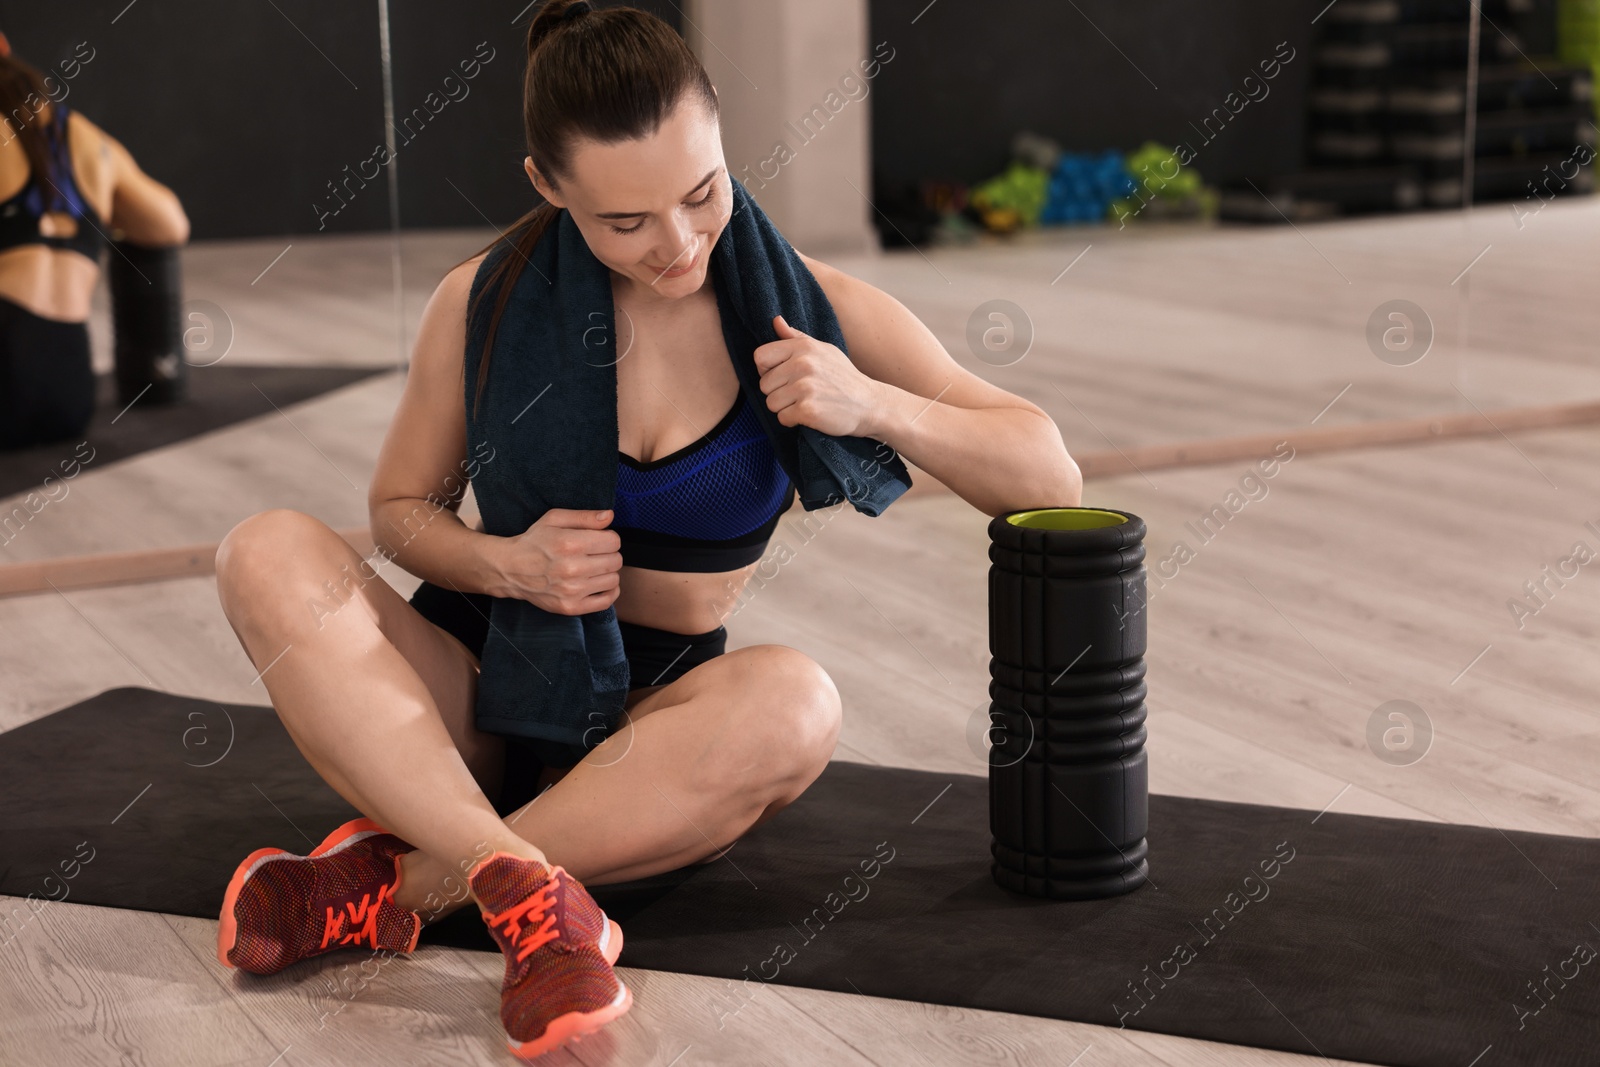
[754,315,883,437]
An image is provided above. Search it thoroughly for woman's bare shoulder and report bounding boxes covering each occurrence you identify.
[411,252,491,375]
[423,253,489,326]
[795,249,874,315]
[65,109,119,174]
[63,110,117,209]
[438,252,489,301]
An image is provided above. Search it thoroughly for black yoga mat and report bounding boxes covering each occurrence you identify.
[4,688,1598,1067]
[0,364,387,498]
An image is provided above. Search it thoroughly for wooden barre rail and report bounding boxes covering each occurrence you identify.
[1068,398,1600,480]
[0,527,375,600]
[3,397,1599,599]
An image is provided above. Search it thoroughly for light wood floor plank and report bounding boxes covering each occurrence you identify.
[160,910,558,1067]
[0,371,400,564]
[0,896,281,1066]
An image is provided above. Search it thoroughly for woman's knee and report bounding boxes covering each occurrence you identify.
[215,509,361,630]
[725,644,842,771]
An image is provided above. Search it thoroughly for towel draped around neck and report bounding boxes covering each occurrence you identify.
[460,177,913,751]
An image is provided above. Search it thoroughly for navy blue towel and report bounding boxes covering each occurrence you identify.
[462,177,913,751]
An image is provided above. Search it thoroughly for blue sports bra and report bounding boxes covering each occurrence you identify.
[613,391,795,572]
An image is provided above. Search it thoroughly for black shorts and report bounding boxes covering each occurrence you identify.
[0,295,94,451]
[408,579,727,772]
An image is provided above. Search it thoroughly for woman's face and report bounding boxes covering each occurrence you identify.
[527,95,730,301]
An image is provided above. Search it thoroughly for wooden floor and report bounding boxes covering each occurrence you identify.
[4,202,1599,1065]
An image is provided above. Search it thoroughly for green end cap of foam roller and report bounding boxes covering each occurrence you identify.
[1005,508,1128,530]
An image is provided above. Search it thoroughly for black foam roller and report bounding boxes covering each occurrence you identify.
[107,241,187,406]
[987,507,1150,900]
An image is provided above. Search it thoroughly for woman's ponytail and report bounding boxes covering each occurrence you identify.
[0,52,61,213]
[525,0,595,59]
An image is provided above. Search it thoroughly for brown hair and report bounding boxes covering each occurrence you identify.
[462,0,717,418]
[0,51,65,212]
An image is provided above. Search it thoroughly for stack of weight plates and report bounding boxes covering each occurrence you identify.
[1221,0,1593,219]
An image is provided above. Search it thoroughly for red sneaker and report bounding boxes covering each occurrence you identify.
[217,817,422,975]
[469,852,631,1058]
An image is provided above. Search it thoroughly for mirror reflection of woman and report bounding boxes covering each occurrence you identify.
[212,0,1081,1058]
[0,31,188,450]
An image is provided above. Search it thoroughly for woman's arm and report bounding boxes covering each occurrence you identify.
[369,256,512,596]
[783,253,1082,517]
[72,113,190,246]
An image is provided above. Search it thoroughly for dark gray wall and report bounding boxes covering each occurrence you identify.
[868,0,1316,188]
[1,1,389,238]
[387,0,683,231]
[3,1,1326,235]
[0,0,679,239]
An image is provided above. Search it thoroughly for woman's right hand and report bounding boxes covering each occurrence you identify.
[491,508,623,615]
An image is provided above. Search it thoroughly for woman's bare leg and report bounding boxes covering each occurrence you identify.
[215,509,530,895]
[397,644,844,920]
[550,645,845,883]
[215,509,843,921]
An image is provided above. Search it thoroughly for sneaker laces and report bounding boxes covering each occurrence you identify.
[484,873,562,963]
[320,882,396,950]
